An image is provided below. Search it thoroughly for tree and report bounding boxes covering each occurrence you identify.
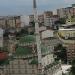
[29,21,35,27]
[16,29,28,38]
[54,44,67,63]
[70,59,75,75]
[59,18,66,24]
[3,31,9,37]
[55,18,66,24]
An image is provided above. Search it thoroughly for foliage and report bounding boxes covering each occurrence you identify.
[70,59,75,75]
[59,18,66,24]
[0,47,8,52]
[16,29,28,37]
[55,18,66,24]
[29,21,35,27]
[3,31,9,37]
[30,59,38,65]
[54,44,67,63]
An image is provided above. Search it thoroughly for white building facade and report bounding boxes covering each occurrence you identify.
[0,28,3,47]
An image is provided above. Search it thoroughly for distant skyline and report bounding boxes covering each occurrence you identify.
[0,0,75,16]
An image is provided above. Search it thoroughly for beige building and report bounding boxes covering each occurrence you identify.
[0,16,21,28]
[29,14,44,26]
[57,6,75,18]
[44,11,53,18]
[0,28,3,47]
[29,12,58,27]
[38,14,44,24]
[67,44,75,63]
[44,11,54,27]
[57,8,67,18]
[0,17,6,28]
[29,15,34,22]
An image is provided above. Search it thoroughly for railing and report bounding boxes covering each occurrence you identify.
[18,42,36,46]
[57,33,75,44]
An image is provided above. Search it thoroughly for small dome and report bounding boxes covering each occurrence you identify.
[15,46,32,56]
[19,35,36,43]
[14,44,50,56]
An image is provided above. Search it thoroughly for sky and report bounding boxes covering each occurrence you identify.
[0,0,75,16]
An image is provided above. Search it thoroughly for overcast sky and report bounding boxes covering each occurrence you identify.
[0,0,75,16]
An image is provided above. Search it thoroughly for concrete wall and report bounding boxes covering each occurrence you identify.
[54,70,62,75]
[21,15,29,27]
[41,30,54,39]
[42,54,54,68]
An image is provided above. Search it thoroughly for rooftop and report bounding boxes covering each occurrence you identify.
[59,28,75,31]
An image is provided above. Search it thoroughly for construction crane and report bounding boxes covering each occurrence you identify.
[33,0,42,65]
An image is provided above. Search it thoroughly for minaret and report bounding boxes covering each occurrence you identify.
[33,0,42,64]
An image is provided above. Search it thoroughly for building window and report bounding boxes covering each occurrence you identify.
[32,65,35,69]
[32,70,35,74]
[25,70,27,74]
[38,69,42,73]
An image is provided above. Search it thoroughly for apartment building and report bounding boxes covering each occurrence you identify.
[38,14,44,26]
[57,6,75,18]
[67,44,75,63]
[0,17,6,28]
[29,14,44,26]
[44,11,54,27]
[0,16,21,29]
[0,28,3,47]
[29,15,34,22]
[57,8,66,18]
[29,11,54,27]
[29,12,58,28]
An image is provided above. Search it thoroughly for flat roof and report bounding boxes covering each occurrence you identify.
[59,28,75,31]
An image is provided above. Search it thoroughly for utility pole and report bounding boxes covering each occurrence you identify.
[33,0,42,74]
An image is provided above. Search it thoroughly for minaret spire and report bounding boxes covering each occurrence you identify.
[33,0,36,8]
